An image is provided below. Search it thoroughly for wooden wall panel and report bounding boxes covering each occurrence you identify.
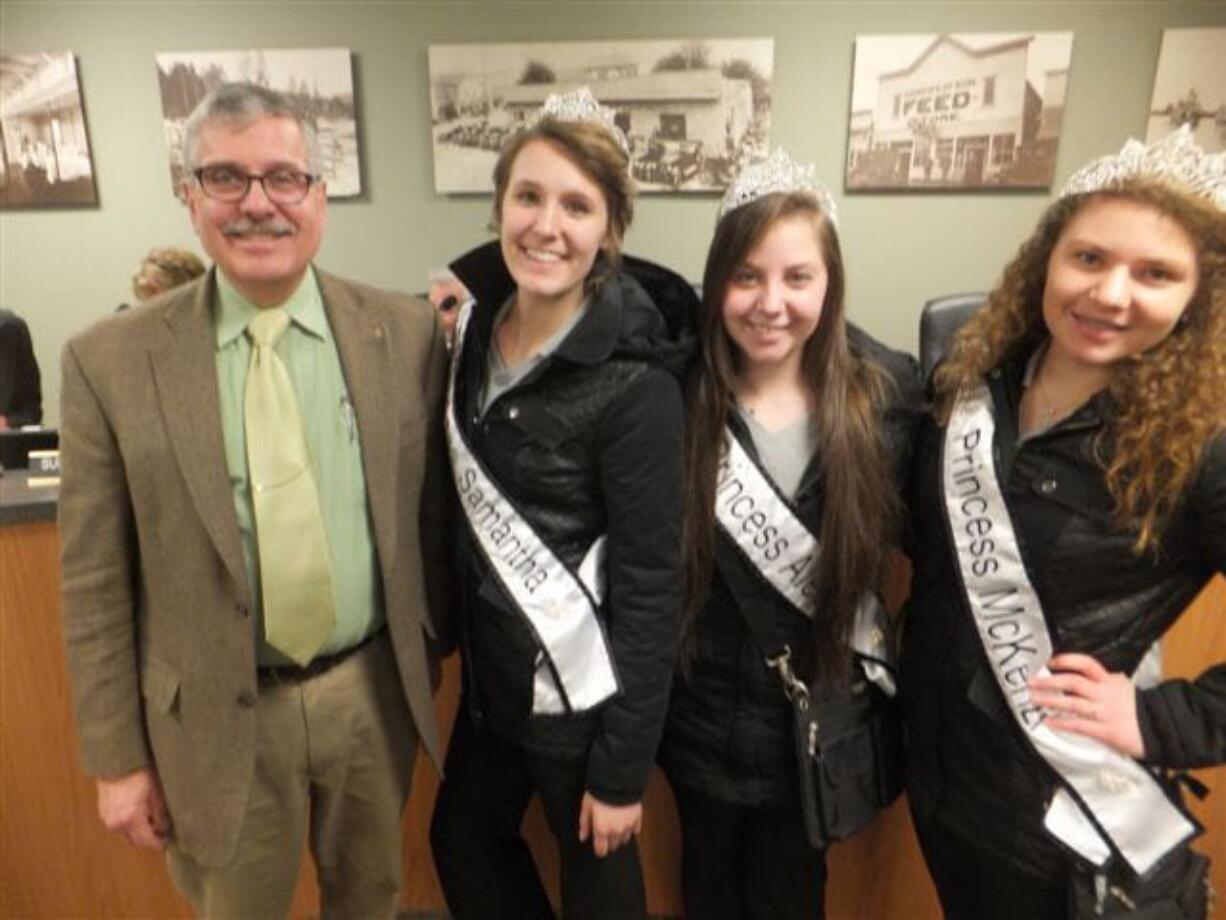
[1163,575,1226,910]
[1,522,191,919]
[2,523,1220,919]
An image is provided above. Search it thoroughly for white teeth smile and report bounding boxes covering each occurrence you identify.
[1072,312,1125,332]
[524,248,562,262]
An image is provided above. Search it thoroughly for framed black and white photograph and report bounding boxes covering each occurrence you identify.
[846,32,1074,191]
[428,38,773,194]
[1,52,98,208]
[1146,27,1225,153]
[155,47,360,199]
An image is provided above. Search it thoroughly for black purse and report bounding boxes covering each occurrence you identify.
[766,645,904,849]
[714,503,903,850]
[1068,846,1211,919]
[1067,771,1213,919]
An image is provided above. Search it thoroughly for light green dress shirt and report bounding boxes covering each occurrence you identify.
[213,268,383,666]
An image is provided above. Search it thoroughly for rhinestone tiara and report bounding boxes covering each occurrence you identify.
[717,148,838,226]
[529,85,630,156]
[1060,124,1225,211]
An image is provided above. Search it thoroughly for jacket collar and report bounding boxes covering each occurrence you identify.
[151,272,249,600]
[986,346,1108,476]
[452,240,625,368]
[990,344,1110,435]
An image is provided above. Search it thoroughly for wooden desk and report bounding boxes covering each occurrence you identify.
[0,469,57,526]
[2,517,1221,918]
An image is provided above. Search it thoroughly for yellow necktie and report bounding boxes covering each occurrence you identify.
[245,308,336,665]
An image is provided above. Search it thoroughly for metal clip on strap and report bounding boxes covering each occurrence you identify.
[765,646,810,709]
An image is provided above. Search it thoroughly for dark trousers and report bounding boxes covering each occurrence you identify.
[430,708,646,920]
[671,781,827,920]
[913,814,1068,919]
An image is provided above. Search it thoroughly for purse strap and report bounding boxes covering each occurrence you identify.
[714,538,816,707]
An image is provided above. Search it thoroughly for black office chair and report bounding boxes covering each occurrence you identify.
[919,293,986,383]
[0,428,57,469]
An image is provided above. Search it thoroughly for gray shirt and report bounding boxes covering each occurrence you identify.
[479,296,589,415]
[738,406,818,500]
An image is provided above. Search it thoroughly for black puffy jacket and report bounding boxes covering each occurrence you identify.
[448,242,698,804]
[901,351,1226,881]
[661,327,922,805]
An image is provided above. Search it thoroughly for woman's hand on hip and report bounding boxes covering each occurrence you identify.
[1029,653,1145,758]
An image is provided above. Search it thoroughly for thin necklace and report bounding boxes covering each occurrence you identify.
[1033,363,1105,426]
[1034,371,1071,424]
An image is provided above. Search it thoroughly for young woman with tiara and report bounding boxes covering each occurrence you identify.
[660,150,922,919]
[429,87,698,920]
[900,127,1226,918]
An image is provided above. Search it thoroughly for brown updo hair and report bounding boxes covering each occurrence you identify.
[491,117,635,288]
[133,247,207,301]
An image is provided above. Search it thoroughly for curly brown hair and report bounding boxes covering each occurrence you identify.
[683,192,898,685]
[935,179,1226,551]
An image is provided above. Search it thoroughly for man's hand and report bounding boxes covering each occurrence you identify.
[96,768,172,850]
[577,791,641,858]
[427,272,471,348]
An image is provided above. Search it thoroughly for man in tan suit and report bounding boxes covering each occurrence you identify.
[59,83,451,917]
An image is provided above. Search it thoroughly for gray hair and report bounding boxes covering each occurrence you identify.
[182,82,322,175]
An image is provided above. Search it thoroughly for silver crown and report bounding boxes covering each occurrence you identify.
[530,85,630,156]
[1060,125,1225,211]
[717,148,838,226]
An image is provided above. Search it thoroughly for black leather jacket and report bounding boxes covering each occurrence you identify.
[448,242,698,804]
[901,351,1226,880]
[661,327,922,806]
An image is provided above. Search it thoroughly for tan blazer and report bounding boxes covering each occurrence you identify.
[59,269,453,867]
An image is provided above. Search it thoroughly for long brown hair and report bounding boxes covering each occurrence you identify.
[682,192,898,685]
[935,179,1226,551]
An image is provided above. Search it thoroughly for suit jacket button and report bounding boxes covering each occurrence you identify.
[235,601,249,617]
[237,691,256,708]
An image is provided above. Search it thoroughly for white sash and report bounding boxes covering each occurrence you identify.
[715,429,895,692]
[446,302,619,715]
[942,382,1194,874]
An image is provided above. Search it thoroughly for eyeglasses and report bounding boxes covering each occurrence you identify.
[193,165,317,205]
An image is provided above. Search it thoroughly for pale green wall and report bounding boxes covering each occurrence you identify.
[3,0,1223,426]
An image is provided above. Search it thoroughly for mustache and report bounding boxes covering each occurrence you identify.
[222,217,294,239]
